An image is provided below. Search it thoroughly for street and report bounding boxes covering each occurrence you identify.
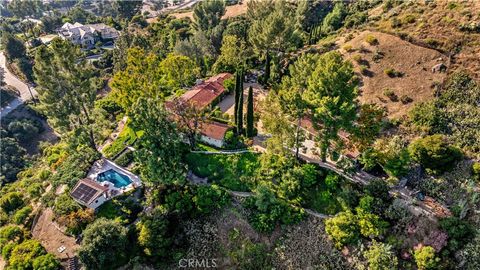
[0,51,37,119]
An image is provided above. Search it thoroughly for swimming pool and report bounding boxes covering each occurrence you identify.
[97,169,132,188]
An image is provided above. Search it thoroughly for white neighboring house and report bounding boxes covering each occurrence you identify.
[199,121,230,148]
[58,22,119,48]
[70,178,109,209]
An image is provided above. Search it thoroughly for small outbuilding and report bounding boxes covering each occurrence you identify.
[70,178,109,209]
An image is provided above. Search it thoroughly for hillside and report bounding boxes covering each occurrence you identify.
[371,0,480,79]
[340,30,447,119]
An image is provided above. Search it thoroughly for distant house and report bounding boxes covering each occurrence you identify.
[175,72,233,111]
[58,22,119,48]
[199,121,231,148]
[166,73,233,148]
[70,178,109,209]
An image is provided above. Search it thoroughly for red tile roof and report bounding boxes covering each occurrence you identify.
[176,73,232,110]
[200,121,230,140]
[206,73,232,84]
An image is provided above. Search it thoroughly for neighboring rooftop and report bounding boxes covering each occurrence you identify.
[172,73,232,110]
[200,121,230,141]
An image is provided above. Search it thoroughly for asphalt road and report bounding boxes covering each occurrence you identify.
[0,51,37,119]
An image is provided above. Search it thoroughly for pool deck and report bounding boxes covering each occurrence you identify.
[87,158,142,196]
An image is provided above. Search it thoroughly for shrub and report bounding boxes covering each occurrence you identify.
[193,184,230,215]
[352,54,362,63]
[425,38,441,47]
[384,68,403,78]
[364,240,398,270]
[383,89,398,101]
[360,65,369,75]
[439,217,475,251]
[342,44,354,52]
[0,193,24,213]
[244,185,304,233]
[115,150,134,167]
[447,2,458,10]
[400,95,413,104]
[12,206,32,225]
[325,211,359,248]
[325,173,341,191]
[372,50,384,62]
[38,170,51,181]
[8,239,47,269]
[365,35,378,45]
[402,14,416,24]
[473,162,480,181]
[408,134,463,174]
[414,246,439,270]
[390,17,402,28]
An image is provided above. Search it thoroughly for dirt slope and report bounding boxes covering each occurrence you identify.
[170,0,249,20]
[341,30,447,119]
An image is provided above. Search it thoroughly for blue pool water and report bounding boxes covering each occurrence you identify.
[97,169,132,188]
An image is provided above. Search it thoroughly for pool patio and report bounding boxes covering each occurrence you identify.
[87,158,142,196]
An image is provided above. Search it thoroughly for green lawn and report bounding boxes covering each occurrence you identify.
[102,123,143,158]
[185,152,260,192]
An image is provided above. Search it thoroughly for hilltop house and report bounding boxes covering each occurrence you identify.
[70,159,142,209]
[166,73,233,147]
[70,178,109,209]
[58,22,119,48]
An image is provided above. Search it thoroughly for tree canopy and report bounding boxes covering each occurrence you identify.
[78,218,128,270]
[305,51,358,161]
[129,97,186,186]
[33,39,98,149]
[193,0,225,32]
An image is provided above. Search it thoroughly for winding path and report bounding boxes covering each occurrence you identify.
[0,51,37,119]
[187,173,332,219]
[252,136,448,220]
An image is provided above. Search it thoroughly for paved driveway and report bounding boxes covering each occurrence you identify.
[0,51,37,119]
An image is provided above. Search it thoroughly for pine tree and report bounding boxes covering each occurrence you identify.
[236,81,244,135]
[34,38,97,149]
[246,86,254,137]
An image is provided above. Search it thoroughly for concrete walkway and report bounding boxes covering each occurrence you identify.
[0,51,37,119]
[190,149,250,154]
[252,133,447,220]
[187,172,331,220]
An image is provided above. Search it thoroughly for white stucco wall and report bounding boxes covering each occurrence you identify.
[200,135,224,148]
[87,194,107,209]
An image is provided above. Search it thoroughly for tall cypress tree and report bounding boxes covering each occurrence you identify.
[237,84,244,134]
[264,52,270,85]
[246,86,254,137]
[233,71,240,125]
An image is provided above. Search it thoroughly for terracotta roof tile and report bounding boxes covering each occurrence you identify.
[200,121,230,140]
[177,73,232,110]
